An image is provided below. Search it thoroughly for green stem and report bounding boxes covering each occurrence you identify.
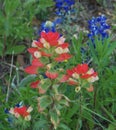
[93,85,97,109]
[3,35,6,59]
[5,51,14,102]
[79,91,82,118]
[101,106,115,121]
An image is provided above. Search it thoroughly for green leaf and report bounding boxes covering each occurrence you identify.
[83,110,94,130]
[107,124,116,130]
[33,119,49,130]
[18,75,36,88]
[76,118,82,130]
[83,106,115,125]
[58,123,71,130]
[4,0,21,16]
[50,111,60,129]
[64,103,79,123]
[0,41,4,56]
[39,95,53,109]
[105,41,116,57]
[41,78,52,91]
[89,40,99,64]
[6,45,26,55]
[23,0,35,7]
[38,0,54,9]
[59,99,69,107]
[40,57,49,64]
[71,32,83,63]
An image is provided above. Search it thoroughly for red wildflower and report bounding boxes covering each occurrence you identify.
[55,53,72,62]
[58,43,69,49]
[14,106,29,117]
[81,68,98,79]
[40,32,60,46]
[41,51,52,57]
[75,64,88,74]
[24,58,44,74]
[38,86,46,94]
[86,85,94,92]
[28,48,42,58]
[32,58,44,67]
[81,74,92,79]
[92,72,98,77]
[24,65,38,74]
[34,41,43,48]
[30,80,40,88]
[45,71,58,79]
[66,68,75,76]
[68,80,77,86]
[60,75,69,82]
[28,48,38,55]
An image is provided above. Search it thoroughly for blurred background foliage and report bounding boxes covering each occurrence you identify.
[0,0,54,56]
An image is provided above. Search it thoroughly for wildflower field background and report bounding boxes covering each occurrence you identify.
[0,0,116,130]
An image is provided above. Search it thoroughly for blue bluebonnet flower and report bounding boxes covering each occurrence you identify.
[88,15,110,40]
[53,0,75,16]
[38,19,62,35]
[39,21,56,33]
[5,108,13,123]
[15,101,23,107]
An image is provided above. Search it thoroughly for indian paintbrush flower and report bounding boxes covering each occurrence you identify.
[9,105,33,121]
[23,31,99,129]
[61,63,99,92]
[24,31,72,74]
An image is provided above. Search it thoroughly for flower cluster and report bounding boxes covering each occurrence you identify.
[9,105,33,121]
[39,21,56,33]
[25,31,72,75]
[61,64,99,92]
[88,15,110,40]
[23,31,99,129]
[53,0,75,16]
